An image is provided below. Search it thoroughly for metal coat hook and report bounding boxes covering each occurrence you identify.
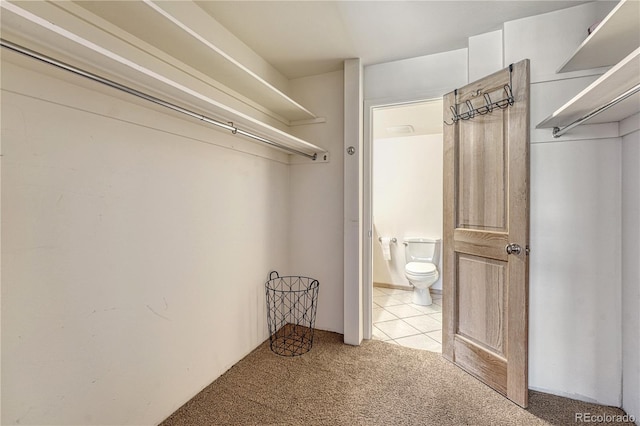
[443,105,459,126]
[476,93,494,115]
[465,100,476,119]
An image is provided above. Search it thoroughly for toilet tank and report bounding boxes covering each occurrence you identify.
[404,238,441,265]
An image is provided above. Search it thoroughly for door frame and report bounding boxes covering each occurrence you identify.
[362,90,449,340]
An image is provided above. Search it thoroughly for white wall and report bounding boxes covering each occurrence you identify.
[372,134,443,290]
[1,57,291,425]
[529,138,621,405]
[468,30,503,82]
[364,48,468,102]
[622,129,640,421]
[289,70,345,334]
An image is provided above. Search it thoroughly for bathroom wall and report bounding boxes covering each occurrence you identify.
[1,56,291,425]
[363,1,625,407]
[364,48,467,294]
[372,133,443,290]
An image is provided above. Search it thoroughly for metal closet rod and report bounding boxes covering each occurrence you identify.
[553,83,640,138]
[0,39,318,160]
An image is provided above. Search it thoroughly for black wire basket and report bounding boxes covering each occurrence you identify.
[265,271,320,356]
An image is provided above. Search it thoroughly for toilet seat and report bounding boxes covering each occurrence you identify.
[405,262,437,276]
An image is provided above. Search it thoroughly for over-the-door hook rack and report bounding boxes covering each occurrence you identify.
[444,85,514,125]
[444,64,515,126]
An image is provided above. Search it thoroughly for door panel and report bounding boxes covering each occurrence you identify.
[458,113,507,231]
[443,59,530,408]
[453,229,509,261]
[454,336,507,394]
[457,254,506,354]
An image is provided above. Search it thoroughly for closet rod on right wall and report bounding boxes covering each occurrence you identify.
[537,47,640,138]
[553,83,640,138]
[537,0,639,138]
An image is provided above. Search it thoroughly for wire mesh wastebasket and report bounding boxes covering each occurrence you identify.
[265,271,319,356]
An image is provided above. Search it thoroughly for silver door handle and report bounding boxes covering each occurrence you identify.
[505,243,522,255]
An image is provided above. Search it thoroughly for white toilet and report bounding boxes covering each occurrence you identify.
[403,238,441,305]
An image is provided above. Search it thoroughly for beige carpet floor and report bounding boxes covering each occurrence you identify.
[161,330,634,426]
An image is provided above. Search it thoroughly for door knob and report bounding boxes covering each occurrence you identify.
[505,243,522,255]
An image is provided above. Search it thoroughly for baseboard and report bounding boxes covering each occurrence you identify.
[528,385,615,407]
[373,282,411,290]
[373,282,442,295]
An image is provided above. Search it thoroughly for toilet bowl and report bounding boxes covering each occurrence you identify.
[405,261,439,305]
[403,238,441,306]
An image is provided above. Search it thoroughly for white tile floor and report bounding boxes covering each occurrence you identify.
[372,286,442,353]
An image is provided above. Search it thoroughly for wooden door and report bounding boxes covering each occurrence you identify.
[442,59,530,408]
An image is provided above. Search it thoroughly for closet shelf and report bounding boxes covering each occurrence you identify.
[537,48,640,131]
[557,0,640,73]
[71,0,318,124]
[538,0,640,137]
[0,0,327,161]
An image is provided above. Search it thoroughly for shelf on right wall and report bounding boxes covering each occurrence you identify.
[536,0,640,137]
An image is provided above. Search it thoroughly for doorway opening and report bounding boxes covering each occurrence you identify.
[365,98,444,352]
